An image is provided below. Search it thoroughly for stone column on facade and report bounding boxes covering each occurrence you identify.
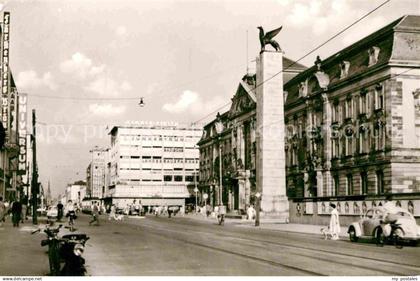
[245,169,251,208]
[303,171,310,197]
[306,101,314,155]
[316,170,324,197]
[324,171,332,196]
[238,174,246,211]
[256,50,289,221]
[322,92,332,197]
[239,124,246,163]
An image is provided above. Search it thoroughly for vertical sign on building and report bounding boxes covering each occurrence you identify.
[1,11,10,139]
[9,87,16,132]
[18,93,27,175]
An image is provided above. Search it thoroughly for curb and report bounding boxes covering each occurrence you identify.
[180,214,349,238]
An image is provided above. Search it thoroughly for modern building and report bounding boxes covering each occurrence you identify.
[86,146,108,200]
[105,121,201,209]
[198,15,420,224]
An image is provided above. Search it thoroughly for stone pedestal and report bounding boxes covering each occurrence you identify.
[238,173,246,210]
[245,169,251,207]
[256,51,289,221]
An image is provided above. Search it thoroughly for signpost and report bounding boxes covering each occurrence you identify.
[194,187,198,213]
[203,193,208,208]
[255,192,261,227]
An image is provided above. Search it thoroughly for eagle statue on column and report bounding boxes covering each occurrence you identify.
[257,26,283,52]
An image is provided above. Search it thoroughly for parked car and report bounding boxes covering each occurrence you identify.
[47,206,58,219]
[348,206,420,244]
[185,203,194,214]
[37,207,47,216]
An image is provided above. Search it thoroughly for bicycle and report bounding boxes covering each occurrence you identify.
[217,214,225,225]
[67,211,77,232]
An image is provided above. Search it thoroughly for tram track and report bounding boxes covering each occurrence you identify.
[128,216,420,275]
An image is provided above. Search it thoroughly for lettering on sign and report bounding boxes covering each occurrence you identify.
[18,93,27,175]
[1,12,10,132]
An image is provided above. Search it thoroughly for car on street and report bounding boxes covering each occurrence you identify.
[46,206,58,219]
[185,203,194,214]
[347,206,420,244]
[37,207,47,216]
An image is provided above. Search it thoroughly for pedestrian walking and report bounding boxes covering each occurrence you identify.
[247,205,255,220]
[57,201,64,222]
[11,200,22,227]
[329,203,341,240]
[89,203,100,226]
[109,204,117,220]
[217,204,226,225]
[0,196,6,227]
[382,194,399,236]
[206,204,211,217]
[20,196,28,223]
[65,200,77,226]
[133,200,140,216]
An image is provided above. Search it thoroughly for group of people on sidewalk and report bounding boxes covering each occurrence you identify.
[0,196,29,228]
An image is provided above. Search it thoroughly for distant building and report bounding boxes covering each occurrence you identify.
[105,122,201,209]
[65,181,86,206]
[86,146,108,199]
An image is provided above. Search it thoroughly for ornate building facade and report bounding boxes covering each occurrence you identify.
[197,57,306,213]
[284,15,420,224]
[199,15,420,224]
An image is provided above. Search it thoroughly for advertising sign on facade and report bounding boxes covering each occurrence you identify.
[9,87,16,132]
[18,93,27,175]
[1,12,10,135]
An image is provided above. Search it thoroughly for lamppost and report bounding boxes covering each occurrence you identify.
[214,113,224,206]
[194,170,198,213]
[255,192,261,226]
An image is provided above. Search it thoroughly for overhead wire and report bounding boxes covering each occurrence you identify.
[191,0,393,125]
[25,60,252,102]
[31,0,393,128]
[260,67,418,130]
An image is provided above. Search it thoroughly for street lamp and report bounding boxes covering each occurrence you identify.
[255,192,261,227]
[214,113,224,206]
[194,170,198,214]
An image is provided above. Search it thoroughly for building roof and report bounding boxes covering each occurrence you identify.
[199,56,307,143]
[283,56,307,70]
[284,15,420,106]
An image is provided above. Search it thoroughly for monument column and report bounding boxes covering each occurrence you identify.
[322,93,332,197]
[256,50,289,221]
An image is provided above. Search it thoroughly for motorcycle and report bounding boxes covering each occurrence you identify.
[31,224,90,275]
[376,219,404,249]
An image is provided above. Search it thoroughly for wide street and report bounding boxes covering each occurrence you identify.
[3,213,418,276]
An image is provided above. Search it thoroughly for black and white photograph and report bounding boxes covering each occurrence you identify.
[0,0,419,278]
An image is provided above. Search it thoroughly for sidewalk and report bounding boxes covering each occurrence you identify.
[178,213,349,238]
[0,217,49,276]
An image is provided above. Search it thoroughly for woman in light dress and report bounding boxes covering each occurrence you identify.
[329,203,341,240]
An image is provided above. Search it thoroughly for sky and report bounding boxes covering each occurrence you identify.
[1,0,418,198]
